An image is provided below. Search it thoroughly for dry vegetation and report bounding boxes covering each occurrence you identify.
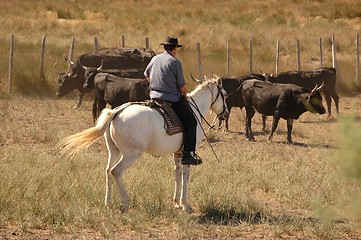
[1,91,361,240]
[1,0,361,239]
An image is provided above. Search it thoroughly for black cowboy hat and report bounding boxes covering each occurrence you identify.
[161,36,182,47]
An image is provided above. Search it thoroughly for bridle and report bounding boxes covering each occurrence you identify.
[210,84,228,120]
[189,82,227,129]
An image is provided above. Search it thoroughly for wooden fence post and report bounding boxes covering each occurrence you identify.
[296,39,301,71]
[40,35,46,81]
[276,40,280,73]
[319,38,323,68]
[8,34,14,93]
[227,41,230,76]
[332,34,336,68]
[249,39,253,74]
[121,35,125,47]
[196,42,202,80]
[145,37,150,49]
[332,34,343,83]
[94,36,99,52]
[356,33,359,86]
[67,37,75,71]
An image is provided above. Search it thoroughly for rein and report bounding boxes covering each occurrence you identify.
[225,81,244,98]
[188,84,227,163]
[189,84,226,129]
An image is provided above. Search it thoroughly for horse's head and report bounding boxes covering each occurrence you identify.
[207,75,229,121]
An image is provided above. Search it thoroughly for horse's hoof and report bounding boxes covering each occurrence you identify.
[120,205,129,213]
[183,205,193,213]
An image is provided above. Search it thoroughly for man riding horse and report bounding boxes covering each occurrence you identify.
[144,36,202,166]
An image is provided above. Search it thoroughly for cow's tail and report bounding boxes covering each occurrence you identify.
[60,103,132,158]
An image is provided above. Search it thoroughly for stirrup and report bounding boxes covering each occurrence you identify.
[181,152,203,165]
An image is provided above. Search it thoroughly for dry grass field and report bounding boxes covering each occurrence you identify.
[1,0,361,239]
[1,93,361,239]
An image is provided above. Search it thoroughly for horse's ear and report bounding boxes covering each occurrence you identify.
[190,73,202,83]
[217,76,222,86]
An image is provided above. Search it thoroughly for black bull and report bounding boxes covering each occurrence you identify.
[264,67,339,118]
[54,47,155,108]
[241,79,326,144]
[219,74,266,131]
[219,67,339,131]
[92,73,150,123]
[82,66,145,89]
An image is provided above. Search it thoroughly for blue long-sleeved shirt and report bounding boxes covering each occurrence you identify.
[144,51,186,102]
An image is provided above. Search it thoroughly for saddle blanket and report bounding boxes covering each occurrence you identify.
[135,100,184,135]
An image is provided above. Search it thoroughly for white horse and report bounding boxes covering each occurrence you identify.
[61,75,229,212]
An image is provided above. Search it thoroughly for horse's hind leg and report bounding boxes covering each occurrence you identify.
[111,153,140,213]
[104,131,121,208]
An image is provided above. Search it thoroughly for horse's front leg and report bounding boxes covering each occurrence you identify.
[173,153,182,208]
[173,153,192,212]
[181,164,192,212]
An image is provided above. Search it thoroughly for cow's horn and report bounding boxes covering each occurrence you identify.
[78,60,88,70]
[53,62,61,75]
[67,68,73,77]
[190,73,202,83]
[311,82,324,94]
[311,84,319,94]
[97,60,104,71]
[64,54,75,66]
[316,82,324,91]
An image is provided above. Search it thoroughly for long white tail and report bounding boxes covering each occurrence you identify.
[60,103,131,158]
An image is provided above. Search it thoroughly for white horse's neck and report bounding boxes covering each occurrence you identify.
[187,84,216,145]
[188,85,213,119]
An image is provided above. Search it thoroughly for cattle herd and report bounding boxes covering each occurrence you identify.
[55,47,339,144]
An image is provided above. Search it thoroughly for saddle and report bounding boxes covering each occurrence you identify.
[144,99,184,135]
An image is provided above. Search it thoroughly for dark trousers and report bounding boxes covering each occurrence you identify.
[172,97,197,152]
